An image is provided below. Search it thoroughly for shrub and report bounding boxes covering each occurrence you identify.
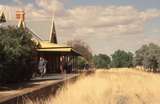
[93,54,111,69]
[111,50,133,68]
[0,26,37,84]
[67,39,92,62]
[134,43,160,72]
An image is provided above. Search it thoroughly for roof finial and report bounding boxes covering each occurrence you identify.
[0,11,6,23]
[18,19,25,28]
[49,16,58,44]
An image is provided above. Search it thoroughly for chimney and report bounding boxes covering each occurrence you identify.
[16,10,25,22]
[16,10,25,28]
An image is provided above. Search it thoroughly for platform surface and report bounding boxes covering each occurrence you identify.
[0,74,79,103]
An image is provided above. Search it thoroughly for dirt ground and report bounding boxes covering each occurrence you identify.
[42,68,160,104]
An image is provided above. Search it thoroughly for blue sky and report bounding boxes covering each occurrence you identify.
[0,0,160,54]
[66,0,160,10]
[1,0,160,9]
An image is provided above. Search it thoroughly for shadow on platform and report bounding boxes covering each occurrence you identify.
[0,74,75,91]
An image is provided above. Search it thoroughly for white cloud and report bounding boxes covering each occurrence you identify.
[140,9,160,21]
[1,1,160,54]
[56,6,160,38]
[35,0,65,15]
[152,29,160,33]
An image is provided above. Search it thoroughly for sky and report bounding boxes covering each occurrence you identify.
[0,0,160,55]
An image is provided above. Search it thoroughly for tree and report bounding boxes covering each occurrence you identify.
[134,43,160,72]
[77,57,87,69]
[127,52,134,67]
[67,40,93,68]
[67,40,92,61]
[93,54,111,69]
[111,50,133,68]
[133,45,148,66]
[0,26,37,84]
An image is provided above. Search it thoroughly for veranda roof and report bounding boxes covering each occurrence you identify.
[37,48,72,52]
[37,41,81,56]
[39,41,69,49]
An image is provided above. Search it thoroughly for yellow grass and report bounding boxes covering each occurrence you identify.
[26,68,160,104]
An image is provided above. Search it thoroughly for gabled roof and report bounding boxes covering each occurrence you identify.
[0,12,6,23]
[25,20,52,40]
[0,21,42,41]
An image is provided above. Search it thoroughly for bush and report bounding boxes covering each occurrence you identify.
[67,40,92,62]
[134,43,160,72]
[77,57,87,69]
[0,26,37,84]
[67,40,93,69]
[93,54,111,69]
[111,50,133,68]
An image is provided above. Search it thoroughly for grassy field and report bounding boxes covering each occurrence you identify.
[27,68,160,104]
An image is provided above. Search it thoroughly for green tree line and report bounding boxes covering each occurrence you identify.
[93,43,160,72]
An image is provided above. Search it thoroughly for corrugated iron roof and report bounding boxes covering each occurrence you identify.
[37,48,72,52]
[39,41,69,49]
[0,21,43,41]
[37,47,81,56]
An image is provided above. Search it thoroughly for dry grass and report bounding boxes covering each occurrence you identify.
[26,68,160,104]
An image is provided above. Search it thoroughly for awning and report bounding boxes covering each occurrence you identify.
[37,48,80,56]
[37,48,72,52]
[37,41,81,56]
[39,41,69,49]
